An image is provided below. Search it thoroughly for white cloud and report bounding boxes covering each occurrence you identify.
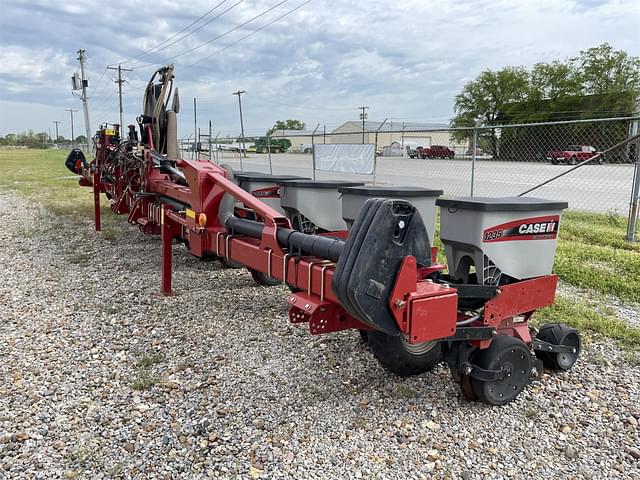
[0,0,639,137]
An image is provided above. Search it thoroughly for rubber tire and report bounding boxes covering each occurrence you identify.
[569,156,577,165]
[470,335,532,406]
[249,268,281,286]
[368,331,442,377]
[535,323,581,371]
[551,159,558,165]
[260,147,268,154]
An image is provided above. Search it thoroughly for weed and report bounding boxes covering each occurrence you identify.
[136,353,165,368]
[396,384,421,398]
[605,209,623,228]
[131,373,160,391]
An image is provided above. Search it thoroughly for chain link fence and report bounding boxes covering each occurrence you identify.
[184,116,640,240]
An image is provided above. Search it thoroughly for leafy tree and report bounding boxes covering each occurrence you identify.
[574,43,640,96]
[74,135,87,144]
[267,119,306,136]
[529,61,580,102]
[451,67,529,155]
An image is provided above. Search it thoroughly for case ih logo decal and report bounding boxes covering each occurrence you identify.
[251,186,281,199]
[482,215,560,243]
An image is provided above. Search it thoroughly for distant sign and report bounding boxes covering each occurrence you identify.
[313,144,375,174]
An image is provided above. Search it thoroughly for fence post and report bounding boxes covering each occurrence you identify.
[470,127,478,196]
[311,124,320,180]
[627,152,640,241]
[267,133,273,175]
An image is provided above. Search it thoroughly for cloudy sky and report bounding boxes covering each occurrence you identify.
[1,0,639,140]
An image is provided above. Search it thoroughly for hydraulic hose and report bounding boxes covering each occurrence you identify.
[225,216,344,263]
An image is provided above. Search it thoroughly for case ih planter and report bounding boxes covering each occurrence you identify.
[278,179,364,234]
[339,186,443,244]
[64,65,581,406]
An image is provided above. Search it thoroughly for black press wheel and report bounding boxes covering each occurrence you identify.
[470,335,532,406]
[368,331,442,377]
[249,268,281,286]
[535,323,581,371]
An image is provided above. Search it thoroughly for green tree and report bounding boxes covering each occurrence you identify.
[529,61,580,102]
[267,119,306,136]
[574,43,640,96]
[74,135,87,144]
[451,67,529,155]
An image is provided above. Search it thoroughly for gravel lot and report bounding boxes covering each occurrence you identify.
[1,191,640,479]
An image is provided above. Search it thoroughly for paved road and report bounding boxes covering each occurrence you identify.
[202,152,636,213]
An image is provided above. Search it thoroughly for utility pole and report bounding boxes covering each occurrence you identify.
[233,90,247,160]
[65,109,78,147]
[358,106,369,144]
[76,49,92,150]
[193,97,197,160]
[107,64,133,130]
[52,121,62,144]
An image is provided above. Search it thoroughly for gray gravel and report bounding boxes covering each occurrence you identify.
[1,190,640,479]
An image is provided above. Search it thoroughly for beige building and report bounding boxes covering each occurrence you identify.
[330,121,469,155]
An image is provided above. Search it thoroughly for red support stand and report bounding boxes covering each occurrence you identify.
[93,172,101,232]
[161,206,173,296]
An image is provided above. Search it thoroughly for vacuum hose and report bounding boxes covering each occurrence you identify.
[225,216,344,263]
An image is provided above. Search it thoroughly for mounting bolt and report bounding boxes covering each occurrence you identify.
[491,330,498,336]
[290,297,296,303]
[464,365,473,375]
[304,304,311,310]
[395,299,406,309]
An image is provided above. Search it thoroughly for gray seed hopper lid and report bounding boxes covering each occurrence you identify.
[436,196,568,212]
[278,179,364,188]
[338,185,443,197]
[234,173,308,182]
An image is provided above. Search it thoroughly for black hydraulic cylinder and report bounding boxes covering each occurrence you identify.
[225,216,344,262]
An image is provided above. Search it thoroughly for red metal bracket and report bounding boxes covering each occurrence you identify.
[287,293,369,335]
[483,275,558,327]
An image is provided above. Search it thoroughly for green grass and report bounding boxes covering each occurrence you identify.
[130,374,160,391]
[0,149,129,236]
[536,296,640,348]
[554,210,640,302]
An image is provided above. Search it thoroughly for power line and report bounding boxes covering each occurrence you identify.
[118,0,234,65]
[126,1,243,68]
[134,0,290,69]
[184,0,311,71]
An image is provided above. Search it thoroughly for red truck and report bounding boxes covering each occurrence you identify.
[408,145,455,159]
[546,145,604,165]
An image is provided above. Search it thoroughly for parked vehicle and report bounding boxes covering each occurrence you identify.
[289,143,313,154]
[414,145,455,159]
[546,145,604,165]
[407,145,424,159]
[254,137,292,154]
